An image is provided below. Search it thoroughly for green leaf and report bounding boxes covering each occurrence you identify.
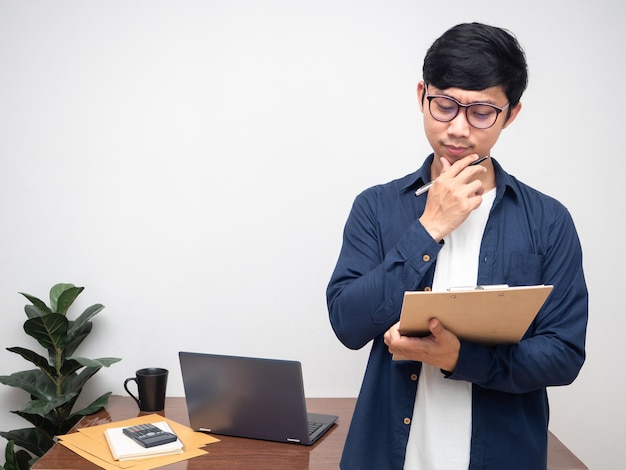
[72,391,112,416]
[19,293,51,317]
[60,372,88,395]
[58,358,83,377]
[70,356,121,368]
[1,440,31,470]
[56,415,83,435]
[66,366,104,392]
[20,393,78,415]
[63,322,92,357]
[48,283,76,313]
[5,347,55,376]
[16,451,33,470]
[61,359,120,394]
[54,285,84,316]
[23,314,68,353]
[24,304,46,320]
[67,303,104,339]
[0,370,55,399]
[0,428,54,458]
[64,303,105,356]
[11,410,55,435]
[2,440,16,470]
[50,395,80,429]
[14,394,79,435]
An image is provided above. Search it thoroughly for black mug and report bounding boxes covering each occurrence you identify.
[124,367,168,412]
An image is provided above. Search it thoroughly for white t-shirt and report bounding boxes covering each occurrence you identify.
[404,189,496,470]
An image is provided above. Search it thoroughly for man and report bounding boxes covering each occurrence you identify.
[326,22,587,469]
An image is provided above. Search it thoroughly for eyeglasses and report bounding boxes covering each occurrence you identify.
[424,85,510,129]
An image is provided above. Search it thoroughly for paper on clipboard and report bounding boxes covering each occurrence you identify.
[394,285,553,361]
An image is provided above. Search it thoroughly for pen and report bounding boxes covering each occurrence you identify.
[414,155,489,196]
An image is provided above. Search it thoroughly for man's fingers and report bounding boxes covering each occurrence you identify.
[429,318,444,337]
[440,156,452,172]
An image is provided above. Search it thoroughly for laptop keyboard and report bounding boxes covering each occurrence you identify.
[308,421,324,436]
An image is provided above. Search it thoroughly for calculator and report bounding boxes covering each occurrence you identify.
[122,423,178,448]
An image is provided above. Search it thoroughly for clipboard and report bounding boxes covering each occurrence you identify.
[394,285,553,360]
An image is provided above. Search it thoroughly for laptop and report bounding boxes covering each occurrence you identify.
[178,352,338,445]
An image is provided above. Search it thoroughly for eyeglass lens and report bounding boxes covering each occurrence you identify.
[429,96,500,129]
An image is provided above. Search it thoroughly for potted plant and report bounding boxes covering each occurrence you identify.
[0,283,121,469]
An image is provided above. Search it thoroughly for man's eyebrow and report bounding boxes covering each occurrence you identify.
[431,88,501,106]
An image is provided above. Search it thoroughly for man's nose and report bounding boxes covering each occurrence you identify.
[447,109,471,137]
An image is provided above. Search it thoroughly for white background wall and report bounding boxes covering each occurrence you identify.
[0,1,623,468]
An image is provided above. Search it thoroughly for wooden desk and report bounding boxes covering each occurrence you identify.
[33,396,587,469]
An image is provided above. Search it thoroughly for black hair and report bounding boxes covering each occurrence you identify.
[423,22,528,107]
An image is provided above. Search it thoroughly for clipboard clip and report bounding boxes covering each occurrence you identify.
[447,284,509,292]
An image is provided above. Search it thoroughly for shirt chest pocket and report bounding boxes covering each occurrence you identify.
[506,251,543,285]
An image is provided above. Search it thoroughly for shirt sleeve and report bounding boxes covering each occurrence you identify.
[326,189,442,350]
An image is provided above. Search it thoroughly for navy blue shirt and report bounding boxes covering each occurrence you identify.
[327,155,587,469]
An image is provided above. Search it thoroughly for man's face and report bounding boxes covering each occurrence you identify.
[417,81,521,165]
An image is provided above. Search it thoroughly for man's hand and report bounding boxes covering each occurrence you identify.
[419,154,488,242]
[384,319,461,372]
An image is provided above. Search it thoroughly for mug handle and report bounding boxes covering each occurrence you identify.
[123,377,141,408]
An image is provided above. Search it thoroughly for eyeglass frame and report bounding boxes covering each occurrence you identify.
[424,84,510,129]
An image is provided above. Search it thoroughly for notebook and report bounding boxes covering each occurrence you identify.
[104,421,184,461]
[178,352,338,445]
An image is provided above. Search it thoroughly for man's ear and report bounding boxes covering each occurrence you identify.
[503,101,522,129]
[417,81,426,113]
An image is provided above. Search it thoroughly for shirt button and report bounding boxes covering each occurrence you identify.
[424,286,431,291]
[404,418,411,425]
[410,374,418,381]
[422,254,431,262]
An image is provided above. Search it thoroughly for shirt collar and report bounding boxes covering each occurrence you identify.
[400,154,435,193]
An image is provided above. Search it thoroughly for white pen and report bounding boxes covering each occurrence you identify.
[414,155,489,196]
